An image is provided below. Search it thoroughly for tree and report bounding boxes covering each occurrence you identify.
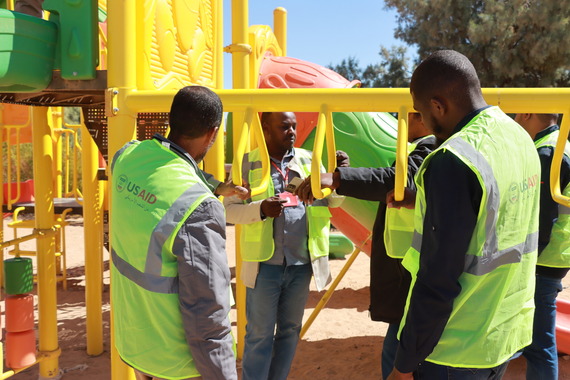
[328,46,412,88]
[384,0,570,87]
[328,56,363,83]
[362,46,411,87]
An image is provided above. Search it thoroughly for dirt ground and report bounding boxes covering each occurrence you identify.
[2,215,570,379]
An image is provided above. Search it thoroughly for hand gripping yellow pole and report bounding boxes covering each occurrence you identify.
[310,105,336,199]
[550,109,570,207]
[394,106,409,201]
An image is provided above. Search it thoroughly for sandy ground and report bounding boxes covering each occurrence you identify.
[1,215,570,379]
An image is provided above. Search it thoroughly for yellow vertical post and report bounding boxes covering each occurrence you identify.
[231,0,250,359]
[203,0,225,181]
[273,7,287,56]
[32,107,60,378]
[394,106,409,201]
[52,107,63,197]
[108,0,138,379]
[81,123,104,355]
[551,109,570,206]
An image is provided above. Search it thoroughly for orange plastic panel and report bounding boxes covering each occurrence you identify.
[6,330,36,369]
[1,104,32,144]
[556,298,570,354]
[6,294,35,333]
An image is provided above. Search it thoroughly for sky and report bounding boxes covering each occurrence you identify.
[222,0,413,89]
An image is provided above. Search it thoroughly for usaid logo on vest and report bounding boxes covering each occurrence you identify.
[116,174,157,204]
[509,174,539,204]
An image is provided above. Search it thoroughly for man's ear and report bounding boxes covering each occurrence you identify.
[430,96,447,117]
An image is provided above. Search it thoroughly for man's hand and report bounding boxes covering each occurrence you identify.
[294,172,340,204]
[386,368,414,380]
[336,150,350,168]
[386,188,416,209]
[261,196,287,218]
[215,180,250,200]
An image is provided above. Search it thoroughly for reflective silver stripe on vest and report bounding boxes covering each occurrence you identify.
[145,182,208,276]
[444,137,500,275]
[112,248,178,294]
[560,204,570,215]
[242,153,262,182]
[464,231,538,275]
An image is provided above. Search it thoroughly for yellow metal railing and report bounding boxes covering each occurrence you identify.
[4,125,22,210]
[59,122,84,202]
[231,108,271,197]
[310,105,336,199]
[551,112,570,207]
[122,87,570,206]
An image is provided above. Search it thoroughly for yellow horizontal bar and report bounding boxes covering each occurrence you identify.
[124,88,570,114]
[0,227,60,249]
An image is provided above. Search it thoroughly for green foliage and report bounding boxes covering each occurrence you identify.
[328,46,412,87]
[64,107,81,125]
[3,143,33,182]
[384,0,570,86]
[329,57,363,83]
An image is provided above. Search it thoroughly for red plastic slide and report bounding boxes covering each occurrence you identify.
[556,298,570,354]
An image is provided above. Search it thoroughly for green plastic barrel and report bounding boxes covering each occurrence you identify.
[4,257,34,295]
[0,9,57,92]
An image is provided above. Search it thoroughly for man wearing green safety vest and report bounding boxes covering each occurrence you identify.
[295,112,435,379]
[224,112,346,380]
[515,113,570,380]
[111,86,245,380]
[386,50,541,380]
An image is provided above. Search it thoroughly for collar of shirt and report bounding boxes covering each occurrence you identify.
[451,105,492,135]
[269,148,295,167]
[534,124,560,142]
[152,133,214,191]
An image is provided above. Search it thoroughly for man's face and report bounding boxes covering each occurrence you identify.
[263,112,297,152]
[195,127,219,163]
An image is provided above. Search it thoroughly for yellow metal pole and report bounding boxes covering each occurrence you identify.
[51,107,63,197]
[81,123,104,355]
[273,7,287,56]
[394,106,409,201]
[551,109,570,207]
[231,0,251,360]
[310,105,334,199]
[108,0,138,379]
[203,0,225,181]
[300,247,362,339]
[124,87,570,114]
[31,107,60,378]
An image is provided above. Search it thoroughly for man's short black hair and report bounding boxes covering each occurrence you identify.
[169,86,223,138]
[411,50,482,106]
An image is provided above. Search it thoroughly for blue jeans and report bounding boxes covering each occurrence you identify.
[522,274,563,380]
[382,323,400,380]
[414,360,508,380]
[241,263,313,380]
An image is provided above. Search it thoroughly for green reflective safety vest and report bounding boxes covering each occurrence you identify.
[240,148,331,262]
[111,139,217,379]
[401,107,540,368]
[384,136,432,259]
[535,129,570,268]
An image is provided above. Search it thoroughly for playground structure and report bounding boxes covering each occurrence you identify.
[0,0,569,379]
